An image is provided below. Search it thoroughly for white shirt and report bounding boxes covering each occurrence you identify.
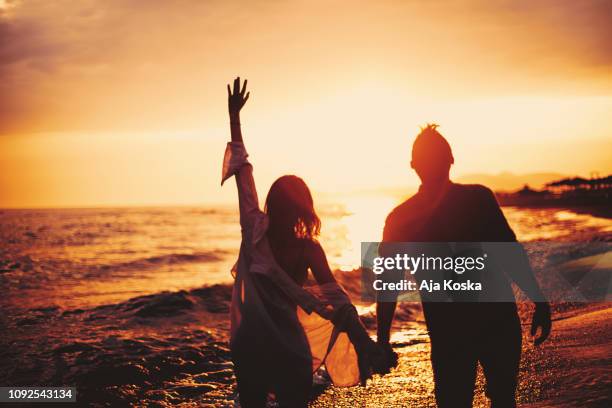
[222,141,361,386]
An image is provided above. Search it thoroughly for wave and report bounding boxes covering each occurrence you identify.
[78,273,419,325]
[47,266,414,323]
[98,251,228,273]
[85,284,234,320]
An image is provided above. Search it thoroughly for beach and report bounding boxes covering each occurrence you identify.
[1,204,610,406]
[2,284,610,407]
[311,303,612,408]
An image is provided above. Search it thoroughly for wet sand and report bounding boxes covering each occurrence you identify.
[2,282,610,407]
[521,306,611,408]
[312,304,611,408]
[1,286,238,407]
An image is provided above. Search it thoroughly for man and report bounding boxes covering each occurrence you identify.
[376,124,552,408]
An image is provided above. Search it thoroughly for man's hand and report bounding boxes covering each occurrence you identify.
[227,77,249,119]
[531,302,552,346]
[377,340,399,372]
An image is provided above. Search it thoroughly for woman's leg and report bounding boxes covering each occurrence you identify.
[234,372,268,408]
[273,353,313,408]
[232,347,269,408]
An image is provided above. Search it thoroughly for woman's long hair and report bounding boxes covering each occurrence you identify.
[264,175,321,245]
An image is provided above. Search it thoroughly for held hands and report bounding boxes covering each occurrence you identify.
[357,337,396,386]
[377,341,399,371]
[531,302,552,346]
[227,77,250,119]
[337,305,397,385]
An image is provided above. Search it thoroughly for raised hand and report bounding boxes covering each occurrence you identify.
[531,302,552,346]
[227,77,250,119]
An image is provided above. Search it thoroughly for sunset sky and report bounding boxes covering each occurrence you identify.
[1,0,611,207]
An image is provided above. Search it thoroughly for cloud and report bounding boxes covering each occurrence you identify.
[0,0,611,136]
[497,0,612,66]
[0,0,232,134]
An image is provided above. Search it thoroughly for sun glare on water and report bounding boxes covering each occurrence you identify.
[320,194,398,271]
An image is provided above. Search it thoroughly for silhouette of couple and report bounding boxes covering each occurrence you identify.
[222,78,551,408]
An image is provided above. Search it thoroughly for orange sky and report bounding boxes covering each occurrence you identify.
[1,0,611,208]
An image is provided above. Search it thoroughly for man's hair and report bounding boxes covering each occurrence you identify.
[412,123,453,163]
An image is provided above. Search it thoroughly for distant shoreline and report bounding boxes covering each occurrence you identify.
[501,204,612,219]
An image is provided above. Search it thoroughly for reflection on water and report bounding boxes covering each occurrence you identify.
[503,207,612,241]
[319,195,397,271]
[1,200,610,311]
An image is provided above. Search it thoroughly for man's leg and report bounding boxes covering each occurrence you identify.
[478,308,522,408]
[430,337,479,408]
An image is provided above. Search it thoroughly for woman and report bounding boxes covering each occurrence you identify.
[222,77,389,408]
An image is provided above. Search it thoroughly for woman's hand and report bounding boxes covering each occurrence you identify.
[227,77,250,120]
[227,77,249,142]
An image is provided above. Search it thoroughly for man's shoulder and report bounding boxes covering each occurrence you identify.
[451,182,495,200]
[384,183,498,225]
[386,194,423,224]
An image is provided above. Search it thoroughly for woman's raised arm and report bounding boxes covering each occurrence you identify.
[228,77,250,142]
[221,77,260,232]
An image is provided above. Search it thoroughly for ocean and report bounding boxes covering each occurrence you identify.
[1,203,610,311]
[1,202,610,405]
